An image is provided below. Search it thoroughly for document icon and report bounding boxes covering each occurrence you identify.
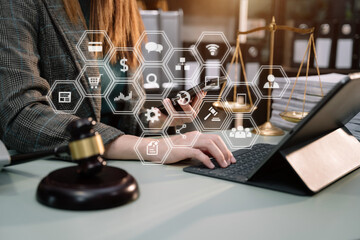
[146,140,159,156]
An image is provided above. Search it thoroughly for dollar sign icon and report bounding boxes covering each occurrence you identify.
[120,58,129,73]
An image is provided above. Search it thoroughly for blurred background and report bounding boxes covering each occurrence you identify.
[136,0,360,133]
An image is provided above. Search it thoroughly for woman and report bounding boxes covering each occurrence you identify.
[0,0,235,168]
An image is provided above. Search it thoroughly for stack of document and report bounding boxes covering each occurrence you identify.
[270,73,360,140]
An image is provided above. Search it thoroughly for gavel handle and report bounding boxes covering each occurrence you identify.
[6,145,69,166]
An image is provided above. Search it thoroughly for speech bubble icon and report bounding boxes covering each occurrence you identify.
[145,42,163,53]
[145,42,157,53]
[155,44,163,53]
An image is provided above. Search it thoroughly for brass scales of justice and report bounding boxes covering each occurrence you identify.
[213,16,324,136]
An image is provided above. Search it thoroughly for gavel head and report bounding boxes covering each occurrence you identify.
[67,118,106,176]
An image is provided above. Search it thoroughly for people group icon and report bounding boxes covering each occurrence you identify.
[229,126,252,139]
[263,74,279,89]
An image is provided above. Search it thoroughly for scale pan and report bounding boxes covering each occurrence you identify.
[213,101,257,113]
[280,111,308,123]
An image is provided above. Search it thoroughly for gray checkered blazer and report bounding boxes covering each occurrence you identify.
[0,0,145,152]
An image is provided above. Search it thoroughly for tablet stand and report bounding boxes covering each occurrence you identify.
[250,128,360,195]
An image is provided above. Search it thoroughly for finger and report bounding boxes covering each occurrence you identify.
[189,149,215,169]
[171,116,192,127]
[208,134,235,164]
[164,98,192,125]
[197,139,228,168]
[191,91,206,111]
[178,101,196,117]
[191,93,201,107]
[198,90,206,98]
[163,98,177,114]
[172,118,187,126]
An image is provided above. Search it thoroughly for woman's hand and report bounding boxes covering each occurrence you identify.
[164,132,236,168]
[104,132,236,169]
[149,91,206,128]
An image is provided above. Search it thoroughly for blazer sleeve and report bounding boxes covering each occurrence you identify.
[0,0,123,153]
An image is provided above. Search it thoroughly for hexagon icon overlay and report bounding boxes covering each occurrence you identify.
[47,81,84,114]
[197,65,230,99]
[221,81,261,115]
[221,116,260,151]
[165,48,202,83]
[140,65,173,98]
[163,81,203,118]
[76,30,114,63]
[194,98,232,132]
[105,81,145,115]
[76,66,113,97]
[163,115,201,148]
[252,65,290,99]
[135,30,173,64]
[105,47,143,81]
[134,132,171,165]
[195,32,231,64]
[134,99,171,132]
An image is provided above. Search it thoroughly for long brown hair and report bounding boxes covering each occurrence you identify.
[63,0,145,67]
[137,0,168,11]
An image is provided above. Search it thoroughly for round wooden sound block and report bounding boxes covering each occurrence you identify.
[36,166,139,210]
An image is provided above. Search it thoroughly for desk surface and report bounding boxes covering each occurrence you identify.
[1,133,360,240]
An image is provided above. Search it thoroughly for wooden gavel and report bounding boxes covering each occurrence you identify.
[0,118,139,210]
[2,118,105,175]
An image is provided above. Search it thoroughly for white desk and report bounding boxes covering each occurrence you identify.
[1,133,360,240]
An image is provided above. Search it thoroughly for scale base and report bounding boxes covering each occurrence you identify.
[213,101,257,113]
[36,166,139,210]
[253,121,285,136]
[280,111,309,123]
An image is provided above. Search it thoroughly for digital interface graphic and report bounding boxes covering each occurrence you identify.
[46,30,291,165]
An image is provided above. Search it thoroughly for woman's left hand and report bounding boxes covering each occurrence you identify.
[149,91,206,128]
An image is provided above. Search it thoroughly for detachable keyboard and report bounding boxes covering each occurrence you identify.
[183,143,276,183]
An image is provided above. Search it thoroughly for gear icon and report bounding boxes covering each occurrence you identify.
[145,107,161,123]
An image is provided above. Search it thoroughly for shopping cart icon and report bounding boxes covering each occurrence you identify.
[88,74,102,89]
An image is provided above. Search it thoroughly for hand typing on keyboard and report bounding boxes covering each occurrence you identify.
[107,132,235,168]
[184,144,276,181]
[163,132,236,168]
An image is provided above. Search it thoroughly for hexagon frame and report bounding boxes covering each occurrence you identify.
[104,81,145,115]
[252,65,291,100]
[76,30,114,64]
[47,80,84,114]
[134,132,172,165]
[163,115,202,148]
[134,98,172,132]
[194,98,232,132]
[76,65,114,97]
[140,65,173,99]
[197,64,231,100]
[105,47,144,82]
[163,84,204,118]
[221,116,260,150]
[221,81,261,115]
[194,31,232,65]
[164,47,203,83]
[134,30,173,64]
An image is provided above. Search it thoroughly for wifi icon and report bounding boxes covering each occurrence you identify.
[206,44,220,56]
